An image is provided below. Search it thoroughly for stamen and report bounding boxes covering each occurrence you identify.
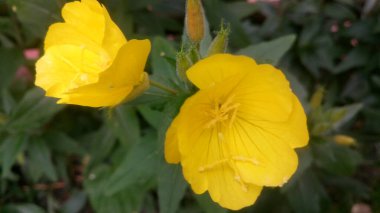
[198,159,228,172]
[203,94,240,129]
[232,156,260,165]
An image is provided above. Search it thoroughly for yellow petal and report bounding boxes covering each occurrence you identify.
[186,54,256,89]
[230,118,299,187]
[45,23,102,53]
[101,5,127,59]
[234,64,293,122]
[58,39,150,107]
[107,39,151,87]
[283,94,309,148]
[175,94,262,210]
[175,65,299,187]
[206,166,262,210]
[61,0,105,45]
[45,0,126,60]
[35,44,107,98]
[123,72,150,102]
[164,115,181,163]
[58,86,133,107]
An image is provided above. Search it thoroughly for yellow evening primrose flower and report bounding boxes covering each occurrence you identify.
[165,54,309,210]
[35,0,151,107]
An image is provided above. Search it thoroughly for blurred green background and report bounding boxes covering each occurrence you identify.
[0,0,379,212]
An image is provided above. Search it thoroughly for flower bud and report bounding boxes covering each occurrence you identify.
[176,51,192,82]
[310,86,324,110]
[208,24,230,56]
[186,0,205,43]
[333,134,357,146]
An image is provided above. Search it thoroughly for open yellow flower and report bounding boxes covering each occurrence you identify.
[165,54,309,210]
[35,0,151,107]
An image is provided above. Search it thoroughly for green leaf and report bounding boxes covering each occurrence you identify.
[284,169,329,213]
[334,47,369,73]
[151,37,177,83]
[62,191,87,213]
[282,147,313,190]
[44,131,85,155]
[158,163,188,213]
[85,165,150,213]
[104,132,159,195]
[237,35,296,66]
[194,193,227,213]
[1,134,27,178]
[1,203,45,213]
[6,88,64,132]
[0,48,24,91]
[137,105,165,129]
[2,89,16,115]
[226,2,258,20]
[27,139,58,181]
[203,0,251,48]
[6,0,61,39]
[107,105,140,148]
[329,103,363,130]
[83,126,116,168]
[313,142,362,175]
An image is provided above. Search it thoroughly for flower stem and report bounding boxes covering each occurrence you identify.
[150,80,177,95]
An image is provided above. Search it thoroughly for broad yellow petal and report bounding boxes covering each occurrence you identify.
[58,39,150,107]
[58,86,132,107]
[286,95,309,148]
[229,118,299,187]
[45,23,103,53]
[106,39,151,87]
[176,93,262,210]
[45,0,126,60]
[234,64,293,122]
[252,94,309,149]
[206,166,263,210]
[101,6,127,59]
[186,54,256,89]
[35,44,107,98]
[164,115,181,163]
[61,0,105,45]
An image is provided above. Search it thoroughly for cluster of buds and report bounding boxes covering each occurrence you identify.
[178,0,230,89]
[309,86,358,147]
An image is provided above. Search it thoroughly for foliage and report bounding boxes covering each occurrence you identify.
[0,0,379,212]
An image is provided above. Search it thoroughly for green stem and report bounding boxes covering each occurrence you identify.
[150,80,178,95]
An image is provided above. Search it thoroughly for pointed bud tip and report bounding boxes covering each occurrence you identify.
[186,0,205,43]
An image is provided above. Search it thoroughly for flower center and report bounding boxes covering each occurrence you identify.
[204,94,240,129]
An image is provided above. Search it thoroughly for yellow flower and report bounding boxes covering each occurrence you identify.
[35,0,151,107]
[165,54,309,210]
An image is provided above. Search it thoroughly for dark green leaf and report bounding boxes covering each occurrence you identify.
[151,37,177,82]
[158,163,188,213]
[7,88,64,132]
[194,193,227,213]
[137,105,165,129]
[85,165,150,213]
[107,105,140,148]
[284,169,329,213]
[1,203,45,213]
[1,134,27,178]
[313,142,362,175]
[28,139,58,181]
[104,132,159,195]
[237,35,296,65]
[6,0,61,39]
[62,191,87,213]
[0,48,24,91]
